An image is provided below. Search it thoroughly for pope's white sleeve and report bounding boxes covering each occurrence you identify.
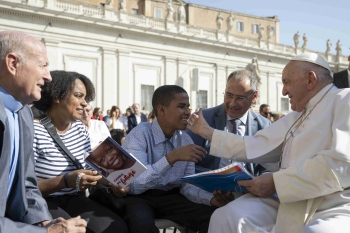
[274,155,344,204]
[210,129,281,164]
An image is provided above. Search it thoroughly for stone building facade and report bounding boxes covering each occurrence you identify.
[0,0,347,114]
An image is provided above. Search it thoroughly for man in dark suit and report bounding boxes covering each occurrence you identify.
[127,103,147,133]
[187,69,271,175]
[0,31,86,232]
[333,55,350,88]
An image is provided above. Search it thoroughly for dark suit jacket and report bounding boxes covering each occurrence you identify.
[0,99,52,232]
[127,113,147,133]
[186,104,271,175]
[333,69,349,88]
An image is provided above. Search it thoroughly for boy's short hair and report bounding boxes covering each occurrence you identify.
[152,85,187,117]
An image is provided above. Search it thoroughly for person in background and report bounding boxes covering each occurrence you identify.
[127,103,147,133]
[125,107,132,117]
[0,30,86,233]
[33,70,128,233]
[141,106,149,118]
[259,103,272,121]
[147,108,157,122]
[108,106,125,131]
[92,107,103,121]
[333,55,350,88]
[103,109,111,126]
[81,104,110,149]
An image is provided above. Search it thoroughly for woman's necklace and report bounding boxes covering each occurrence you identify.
[279,84,334,169]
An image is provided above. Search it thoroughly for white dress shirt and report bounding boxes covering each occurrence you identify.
[88,119,110,149]
[135,114,141,125]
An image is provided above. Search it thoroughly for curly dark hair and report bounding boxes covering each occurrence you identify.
[33,70,95,112]
[110,129,126,145]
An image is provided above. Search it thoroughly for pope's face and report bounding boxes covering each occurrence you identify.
[90,141,124,170]
[282,62,309,112]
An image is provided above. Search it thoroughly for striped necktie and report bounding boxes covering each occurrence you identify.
[231,119,241,135]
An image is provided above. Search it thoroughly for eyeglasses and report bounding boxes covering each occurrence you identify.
[224,91,255,102]
[262,112,272,116]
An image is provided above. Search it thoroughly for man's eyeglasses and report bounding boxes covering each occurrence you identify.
[262,112,272,116]
[224,91,255,102]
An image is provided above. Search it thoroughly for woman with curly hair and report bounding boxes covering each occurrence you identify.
[32,70,127,233]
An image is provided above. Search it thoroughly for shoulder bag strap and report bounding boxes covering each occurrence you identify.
[39,115,84,170]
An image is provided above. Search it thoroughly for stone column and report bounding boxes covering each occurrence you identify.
[216,30,225,41]
[216,65,226,106]
[41,38,60,71]
[143,0,152,17]
[226,31,234,43]
[164,56,177,85]
[177,58,191,100]
[118,10,129,23]
[104,7,117,20]
[166,21,176,32]
[117,49,131,112]
[102,47,117,111]
[44,0,56,9]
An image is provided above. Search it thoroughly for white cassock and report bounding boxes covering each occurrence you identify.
[208,84,350,233]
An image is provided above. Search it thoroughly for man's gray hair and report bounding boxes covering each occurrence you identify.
[0,31,34,63]
[227,69,259,91]
[301,62,333,84]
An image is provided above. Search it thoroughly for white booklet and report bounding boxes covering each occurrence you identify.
[85,136,147,188]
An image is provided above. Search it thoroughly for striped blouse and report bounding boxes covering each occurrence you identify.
[33,120,91,197]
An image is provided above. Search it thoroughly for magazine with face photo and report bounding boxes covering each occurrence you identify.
[85,136,147,188]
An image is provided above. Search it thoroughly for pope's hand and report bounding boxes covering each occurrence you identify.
[187,108,214,141]
[238,173,276,198]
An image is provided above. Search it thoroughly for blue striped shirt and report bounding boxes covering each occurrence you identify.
[123,120,213,206]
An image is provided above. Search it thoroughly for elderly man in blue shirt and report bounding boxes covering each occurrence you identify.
[0,30,87,233]
[112,85,233,233]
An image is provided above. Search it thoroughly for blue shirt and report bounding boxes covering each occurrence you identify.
[0,86,23,199]
[123,120,213,206]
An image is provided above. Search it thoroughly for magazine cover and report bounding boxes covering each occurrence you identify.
[180,163,253,193]
[85,136,147,188]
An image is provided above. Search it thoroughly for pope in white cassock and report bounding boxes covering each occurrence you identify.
[187,52,350,233]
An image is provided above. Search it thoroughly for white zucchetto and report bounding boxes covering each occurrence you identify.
[291,52,332,73]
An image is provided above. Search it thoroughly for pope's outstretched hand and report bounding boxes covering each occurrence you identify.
[187,108,214,141]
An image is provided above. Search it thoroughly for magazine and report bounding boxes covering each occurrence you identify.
[85,136,147,188]
[180,163,254,193]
